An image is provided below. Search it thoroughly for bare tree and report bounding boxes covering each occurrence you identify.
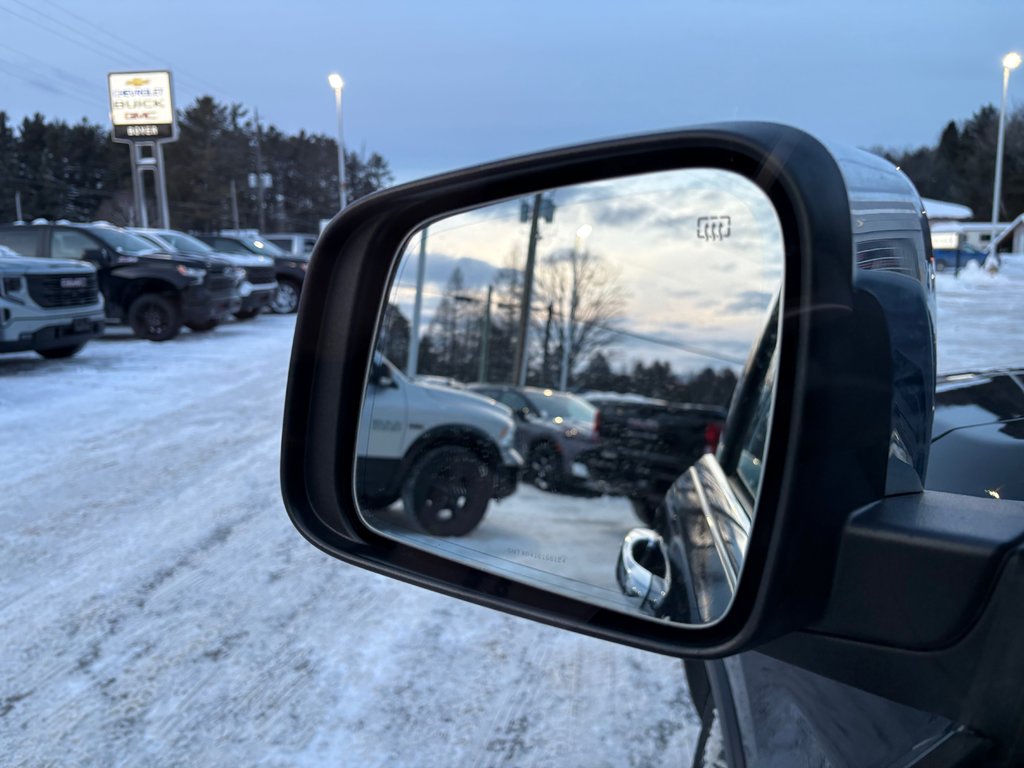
[533,246,627,388]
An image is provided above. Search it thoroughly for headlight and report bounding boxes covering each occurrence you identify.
[499,424,515,447]
[2,276,22,295]
[176,265,206,284]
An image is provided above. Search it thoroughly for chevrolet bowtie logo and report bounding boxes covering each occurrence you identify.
[125,77,150,87]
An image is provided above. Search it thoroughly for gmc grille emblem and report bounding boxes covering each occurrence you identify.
[60,277,88,288]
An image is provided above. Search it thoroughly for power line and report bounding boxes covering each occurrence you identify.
[37,0,233,101]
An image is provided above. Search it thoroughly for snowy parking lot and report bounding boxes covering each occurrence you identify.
[2,257,1023,767]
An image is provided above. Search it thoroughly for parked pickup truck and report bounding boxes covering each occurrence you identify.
[581,392,727,524]
[356,356,523,536]
[0,244,105,358]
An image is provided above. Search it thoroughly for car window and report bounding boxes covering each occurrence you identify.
[498,391,530,412]
[92,228,157,255]
[267,238,291,251]
[302,238,316,253]
[248,238,288,257]
[51,229,100,260]
[0,228,42,257]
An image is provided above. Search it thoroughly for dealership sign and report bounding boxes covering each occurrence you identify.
[107,71,176,141]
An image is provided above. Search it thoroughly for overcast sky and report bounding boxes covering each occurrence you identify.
[0,0,1021,182]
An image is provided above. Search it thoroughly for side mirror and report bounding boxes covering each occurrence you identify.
[281,123,938,658]
[369,363,395,389]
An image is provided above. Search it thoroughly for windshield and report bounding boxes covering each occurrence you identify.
[246,238,287,257]
[93,228,159,255]
[161,231,214,254]
[525,391,597,422]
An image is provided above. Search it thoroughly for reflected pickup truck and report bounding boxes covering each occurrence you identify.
[0,245,105,358]
[357,356,523,537]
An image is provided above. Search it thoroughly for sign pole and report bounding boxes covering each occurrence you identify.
[129,144,148,228]
[154,142,171,228]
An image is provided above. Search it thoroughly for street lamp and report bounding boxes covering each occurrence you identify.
[991,52,1021,249]
[328,73,348,210]
[559,224,592,391]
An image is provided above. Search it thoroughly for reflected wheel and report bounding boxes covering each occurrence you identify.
[527,442,562,492]
[403,446,491,536]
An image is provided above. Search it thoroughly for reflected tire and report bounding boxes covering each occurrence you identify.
[403,446,491,536]
[527,442,562,492]
[37,343,86,359]
[630,497,658,526]
[234,306,262,320]
[186,318,219,332]
[270,279,300,314]
[128,294,181,342]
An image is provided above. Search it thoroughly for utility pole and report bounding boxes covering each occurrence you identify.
[479,285,492,383]
[408,228,428,376]
[254,108,267,233]
[541,302,554,386]
[229,179,240,232]
[14,191,22,221]
[513,193,543,386]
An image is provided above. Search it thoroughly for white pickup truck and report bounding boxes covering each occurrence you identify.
[0,245,106,358]
[356,356,523,536]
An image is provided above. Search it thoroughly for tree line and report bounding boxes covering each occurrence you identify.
[378,259,738,407]
[0,97,392,232]
[877,104,1024,222]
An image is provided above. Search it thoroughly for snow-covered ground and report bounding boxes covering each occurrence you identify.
[2,255,1021,767]
[0,317,695,768]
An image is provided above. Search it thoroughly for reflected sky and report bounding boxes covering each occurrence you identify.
[389,168,783,374]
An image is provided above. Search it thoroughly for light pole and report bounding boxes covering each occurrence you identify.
[991,52,1021,248]
[328,73,348,210]
[559,224,591,391]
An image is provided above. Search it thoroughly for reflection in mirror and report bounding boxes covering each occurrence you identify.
[356,169,783,627]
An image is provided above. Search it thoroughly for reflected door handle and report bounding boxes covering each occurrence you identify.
[616,527,671,613]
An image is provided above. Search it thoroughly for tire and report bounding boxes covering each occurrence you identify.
[402,446,492,536]
[37,343,86,359]
[128,294,181,342]
[233,306,262,320]
[270,279,300,314]
[526,442,563,492]
[186,318,219,332]
[630,497,658,526]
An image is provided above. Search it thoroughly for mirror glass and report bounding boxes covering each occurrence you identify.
[356,168,783,627]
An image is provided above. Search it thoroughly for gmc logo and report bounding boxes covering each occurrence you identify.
[60,277,88,289]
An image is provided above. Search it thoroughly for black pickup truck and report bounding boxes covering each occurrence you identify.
[581,392,727,523]
[0,222,243,341]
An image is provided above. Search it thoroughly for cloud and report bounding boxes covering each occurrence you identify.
[722,289,773,313]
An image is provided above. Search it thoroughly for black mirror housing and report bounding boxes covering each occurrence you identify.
[281,122,931,658]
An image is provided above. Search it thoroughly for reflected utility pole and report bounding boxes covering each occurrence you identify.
[512,193,555,386]
[407,228,428,376]
[254,108,266,233]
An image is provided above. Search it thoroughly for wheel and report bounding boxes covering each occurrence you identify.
[186,318,219,332]
[630,497,658,526]
[128,294,181,341]
[270,279,300,314]
[233,306,262,320]
[402,446,492,536]
[526,442,562,492]
[37,343,86,359]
